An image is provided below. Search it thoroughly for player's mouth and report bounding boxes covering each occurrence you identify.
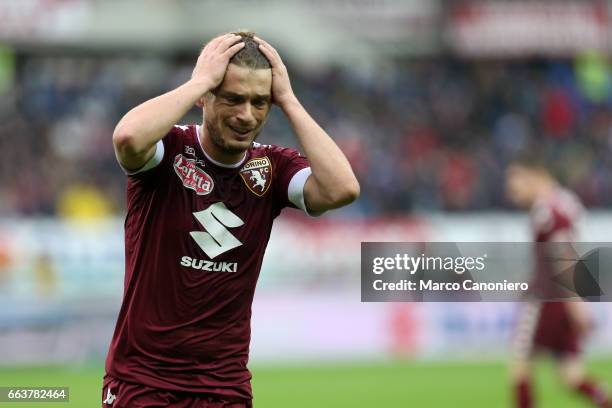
[227,124,255,138]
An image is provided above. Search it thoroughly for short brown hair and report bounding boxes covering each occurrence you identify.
[230,30,271,70]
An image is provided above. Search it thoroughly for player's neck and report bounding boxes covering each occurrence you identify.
[198,124,247,167]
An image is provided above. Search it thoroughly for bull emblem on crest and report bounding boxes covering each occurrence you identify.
[240,156,272,196]
[249,170,267,191]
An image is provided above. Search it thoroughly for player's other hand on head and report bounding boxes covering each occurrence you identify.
[254,36,297,109]
[191,33,245,107]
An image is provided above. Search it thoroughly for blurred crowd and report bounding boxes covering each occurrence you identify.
[0,48,611,218]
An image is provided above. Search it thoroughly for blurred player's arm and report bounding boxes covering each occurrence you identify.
[566,300,593,336]
[113,34,244,171]
[256,37,359,212]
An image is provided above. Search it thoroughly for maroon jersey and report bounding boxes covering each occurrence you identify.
[514,188,585,357]
[530,188,583,298]
[105,124,313,401]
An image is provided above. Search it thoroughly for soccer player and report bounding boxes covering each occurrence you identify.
[102,31,359,407]
[505,155,610,408]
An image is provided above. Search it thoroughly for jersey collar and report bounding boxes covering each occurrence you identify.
[196,124,247,169]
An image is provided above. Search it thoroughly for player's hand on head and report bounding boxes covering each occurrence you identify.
[191,33,245,105]
[254,37,297,108]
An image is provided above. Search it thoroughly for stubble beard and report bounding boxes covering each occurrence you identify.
[205,119,261,155]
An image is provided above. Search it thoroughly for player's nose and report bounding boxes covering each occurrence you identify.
[234,103,256,126]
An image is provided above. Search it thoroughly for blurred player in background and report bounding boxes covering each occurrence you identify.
[505,155,610,408]
[103,31,359,407]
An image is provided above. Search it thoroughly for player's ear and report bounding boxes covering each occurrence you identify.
[197,91,215,108]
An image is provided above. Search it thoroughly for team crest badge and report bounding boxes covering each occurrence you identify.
[173,154,214,195]
[240,156,272,196]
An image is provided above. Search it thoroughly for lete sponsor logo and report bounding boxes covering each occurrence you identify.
[173,154,214,195]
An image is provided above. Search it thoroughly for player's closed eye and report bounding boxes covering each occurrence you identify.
[224,96,242,105]
[252,99,267,109]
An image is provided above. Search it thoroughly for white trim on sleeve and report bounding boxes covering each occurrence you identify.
[287,167,323,217]
[120,140,165,175]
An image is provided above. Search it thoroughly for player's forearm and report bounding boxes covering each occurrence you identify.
[113,79,210,159]
[281,98,360,207]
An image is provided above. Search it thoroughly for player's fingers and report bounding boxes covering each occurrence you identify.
[253,36,271,51]
[207,33,236,51]
[204,34,228,49]
[256,42,277,63]
[254,37,281,58]
[253,36,268,46]
[259,45,283,70]
[222,41,245,58]
[257,42,283,67]
[216,34,242,52]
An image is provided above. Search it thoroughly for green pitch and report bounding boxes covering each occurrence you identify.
[0,360,610,407]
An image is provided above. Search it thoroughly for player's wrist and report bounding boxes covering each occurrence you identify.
[186,76,215,97]
[277,93,300,113]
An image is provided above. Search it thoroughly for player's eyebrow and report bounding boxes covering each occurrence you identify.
[218,91,243,99]
[253,94,271,102]
[219,91,270,102]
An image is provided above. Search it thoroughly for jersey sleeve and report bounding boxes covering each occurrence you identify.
[117,126,183,180]
[270,146,317,215]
